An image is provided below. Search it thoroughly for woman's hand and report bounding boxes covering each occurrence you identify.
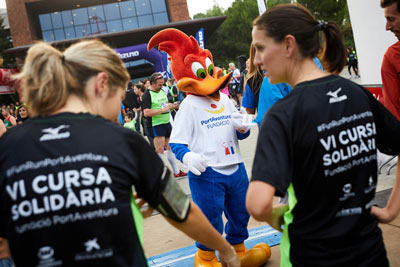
[134,193,154,218]
[371,206,392,224]
[218,245,240,267]
[269,205,289,232]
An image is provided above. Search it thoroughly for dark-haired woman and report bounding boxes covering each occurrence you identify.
[16,105,29,124]
[246,4,400,266]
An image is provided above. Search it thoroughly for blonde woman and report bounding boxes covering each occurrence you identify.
[0,40,239,267]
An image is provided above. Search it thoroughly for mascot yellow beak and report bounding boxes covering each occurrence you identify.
[177,72,232,101]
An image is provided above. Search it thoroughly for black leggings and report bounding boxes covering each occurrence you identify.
[348,61,358,76]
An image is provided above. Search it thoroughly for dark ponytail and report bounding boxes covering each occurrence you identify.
[254,4,346,74]
[319,22,347,74]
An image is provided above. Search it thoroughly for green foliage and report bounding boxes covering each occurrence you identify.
[193,5,224,19]
[267,0,291,8]
[193,0,260,67]
[192,0,355,67]
[297,0,355,50]
[0,16,16,68]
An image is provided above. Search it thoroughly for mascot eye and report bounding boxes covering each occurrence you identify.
[206,58,214,77]
[192,62,207,79]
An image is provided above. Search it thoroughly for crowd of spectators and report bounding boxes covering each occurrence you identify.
[0,102,31,137]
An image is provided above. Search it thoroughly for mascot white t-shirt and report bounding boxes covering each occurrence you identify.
[170,93,243,167]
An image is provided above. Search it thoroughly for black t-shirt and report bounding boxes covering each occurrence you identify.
[123,89,139,111]
[246,75,263,111]
[0,113,166,267]
[252,75,400,266]
[141,89,153,128]
[348,52,357,63]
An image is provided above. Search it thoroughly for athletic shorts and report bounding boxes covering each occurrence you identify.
[237,84,243,94]
[152,123,172,138]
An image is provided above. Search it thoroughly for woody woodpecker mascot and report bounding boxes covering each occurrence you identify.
[148,28,270,267]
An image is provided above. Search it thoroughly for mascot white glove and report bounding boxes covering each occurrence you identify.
[231,107,250,133]
[182,152,208,176]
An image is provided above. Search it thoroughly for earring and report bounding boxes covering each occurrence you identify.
[100,93,104,97]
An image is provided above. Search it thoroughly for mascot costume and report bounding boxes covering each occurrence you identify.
[148,28,270,267]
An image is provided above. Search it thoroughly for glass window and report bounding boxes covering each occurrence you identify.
[138,14,153,27]
[74,25,91,37]
[120,0,136,18]
[54,29,65,41]
[88,5,105,21]
[42,30,55,42]
[62,10,74,27]
[72,8,89,26]
[64,27,76,39]
[153,12,168,25]
[150,0,167,13]
[122,17,138,30]
[51,12,63,29]
[90,22,108,35]
[135,0,151,15]
[106,19,123,32]
[39,14,53,31]
[104,3,121,20]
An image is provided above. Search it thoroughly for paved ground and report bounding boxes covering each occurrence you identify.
[142,71,400,266]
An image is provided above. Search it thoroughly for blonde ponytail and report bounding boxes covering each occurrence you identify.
[14,40,130,116]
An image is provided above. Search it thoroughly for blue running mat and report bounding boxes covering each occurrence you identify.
[148,225,282,267]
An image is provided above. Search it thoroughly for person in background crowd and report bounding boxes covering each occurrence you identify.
[1,107,16,128]
[124,111,137,131]
[381,0,400,121]
[246,4,400,266]
[0,39,240,267]
[119,103,126,125]
[16,104,29,124]
[142,72,186,178]
[9,104,15,116]
[228,62,241,107]
[0,104,5,121]
[238,58,249,106]
[0,119,6,137]
[143,79,151,90]
[242,43,264,116]
[166,78,180,119]
[123,81,141,133]
[347,46,360,78]
[134,83,149,139]
[217,67,230,97]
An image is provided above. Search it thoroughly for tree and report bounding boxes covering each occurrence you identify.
[193,0,260,67]
[297,0,354,49]
[193,5,224,19]
[267,0,291,8]
[0,16,16,69]
[192,0,355,66]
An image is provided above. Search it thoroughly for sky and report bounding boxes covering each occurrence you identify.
[187,0,234,18]
[0,0,235,18]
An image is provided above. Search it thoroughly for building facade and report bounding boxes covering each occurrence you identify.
[6,0,190,47]
[5,0,225,81]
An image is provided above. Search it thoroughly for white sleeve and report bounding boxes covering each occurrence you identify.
[226,96,237,114]
[169,101,194,145]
